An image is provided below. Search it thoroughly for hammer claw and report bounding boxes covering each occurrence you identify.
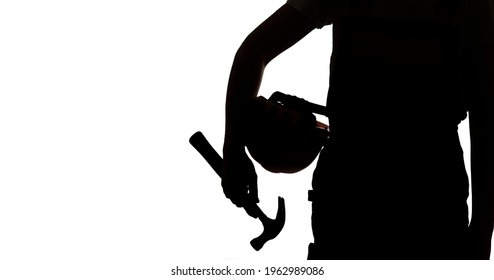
[251,196,286,251]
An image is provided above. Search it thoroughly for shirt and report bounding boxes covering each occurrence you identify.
[287,0,494,259]
[287,0,494,126]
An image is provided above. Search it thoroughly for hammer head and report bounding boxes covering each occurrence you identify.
[250,196,286,251]
[189,131,287,251]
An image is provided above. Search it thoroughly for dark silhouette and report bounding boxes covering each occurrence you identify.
[244,91,329,173]
[189,131,286,250]
[222,0,494,259]
[190,92,325,250]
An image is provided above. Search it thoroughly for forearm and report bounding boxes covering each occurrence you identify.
[223,4,316,153]
[224,42,267,151]
[468,44,494,237]
[465,0,494,232]
[470,164,494,236]
[469,109,494,236]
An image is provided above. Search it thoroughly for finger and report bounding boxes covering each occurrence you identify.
[228,181,249,208]
[230,191,247,208]
[248,178,259,204]
[221,179,231,199]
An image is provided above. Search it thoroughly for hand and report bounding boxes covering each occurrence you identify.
[222,148,259,208]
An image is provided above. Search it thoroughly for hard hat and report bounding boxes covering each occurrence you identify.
[245,92,329,173]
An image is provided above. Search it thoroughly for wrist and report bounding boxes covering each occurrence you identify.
[223,138,246,156]
[224,122,248,153]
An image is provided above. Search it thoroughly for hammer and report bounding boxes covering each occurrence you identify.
[189,131,286,251]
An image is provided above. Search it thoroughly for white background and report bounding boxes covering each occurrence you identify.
[0,1,493,279]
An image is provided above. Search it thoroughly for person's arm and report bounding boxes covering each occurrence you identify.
[469,106,494,261]
[222,4,316,207]
[467,53,494,259]
[466,0,494,260]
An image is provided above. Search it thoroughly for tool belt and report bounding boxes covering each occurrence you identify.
[245,91,329,174]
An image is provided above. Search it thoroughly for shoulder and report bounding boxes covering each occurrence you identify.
[286,0,348,28]
[463,0,494,45]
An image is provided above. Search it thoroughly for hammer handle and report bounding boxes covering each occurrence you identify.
[189,131,223,177]
[189,131,262,219]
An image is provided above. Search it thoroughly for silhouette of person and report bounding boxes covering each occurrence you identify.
[221,0,494,259]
